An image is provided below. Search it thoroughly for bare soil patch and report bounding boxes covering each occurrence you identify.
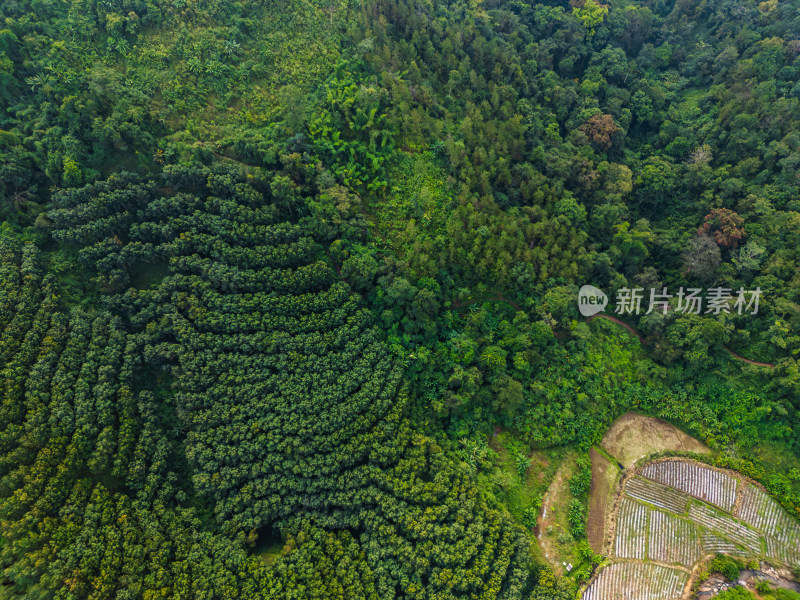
[587,447,621,553]
[601,412,710,468]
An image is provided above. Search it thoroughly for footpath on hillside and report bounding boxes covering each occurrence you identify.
[447,296,776,369]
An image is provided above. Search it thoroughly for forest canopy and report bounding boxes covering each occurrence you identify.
[0,0,799,597]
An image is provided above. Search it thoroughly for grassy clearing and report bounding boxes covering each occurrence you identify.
[535,449,590,575]
[256,543,285,564]
[118,0,349,148]
[381,152,455,231]
[254,527,286,564]
[363,151,457,276]
[489,432,565,533]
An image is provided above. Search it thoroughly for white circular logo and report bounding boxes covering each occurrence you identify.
[578,285,608,317]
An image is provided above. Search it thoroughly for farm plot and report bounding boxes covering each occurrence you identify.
[766,535,800,567]
[588,458,800,599]
[615,498,649,560]
[648,510,702,566]
[641,461,738,511]
[738,485,800,553]
[701,531,751,558]
[582,562,687,600]
[625,476,691,515]
[688,503,763,553]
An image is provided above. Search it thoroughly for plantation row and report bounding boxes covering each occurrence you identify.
[648,510,702,567]
[17,165,534,599]
[641,461,738,512]
[701,532,750,557]
[582,563,687,600]
[625,476,690,516]
[47,169,410,531]
[0,239,237,599]
[615,498,649,560]
[738,484,800,551]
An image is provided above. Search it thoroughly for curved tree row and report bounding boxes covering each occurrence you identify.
[3,164,535,600]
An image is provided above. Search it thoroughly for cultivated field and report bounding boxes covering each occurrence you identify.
[641,461,738,512]
[585,457,800,600]
[688,503,762,553]
[582,562,687,600]
[701,531,749,557]
[615,498,649,560]
[766,536,800,566]
[614,498,702,567]
[648,509,702,567]
[738,484,800,551]
[625,476,690,515]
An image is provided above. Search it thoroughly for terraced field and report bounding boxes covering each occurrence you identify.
[641,461,738,512]
[615,498,649,560]
[701,531,749,557]
[614,498,703,567]
[739,484,800,552]
[689,503,762,553]
[583,459,800,600]
[625,476,690,515]
[648,510,702,567]
[583,563,687,600]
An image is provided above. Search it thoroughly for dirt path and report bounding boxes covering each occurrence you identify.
[722,346,776,368]
[587,313,645,343]
[586,313,775,369]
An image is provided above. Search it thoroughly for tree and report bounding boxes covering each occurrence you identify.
[572,0,609,35]
[277,84,308,134]
[631,90,654,125]
[731,241,764,275]
[590,47,629,84]
[634,157,679,211]
[683,234,722,282]
[699,208,746,248]
[611,220,654,275]
[579,114,621,150]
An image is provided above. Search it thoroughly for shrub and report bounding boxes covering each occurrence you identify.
[709,554,743,581]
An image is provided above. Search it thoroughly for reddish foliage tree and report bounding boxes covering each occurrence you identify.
[578,114,620,150]
[698,208,746,248]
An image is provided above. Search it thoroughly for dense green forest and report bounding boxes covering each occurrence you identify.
[0,0,799,597]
